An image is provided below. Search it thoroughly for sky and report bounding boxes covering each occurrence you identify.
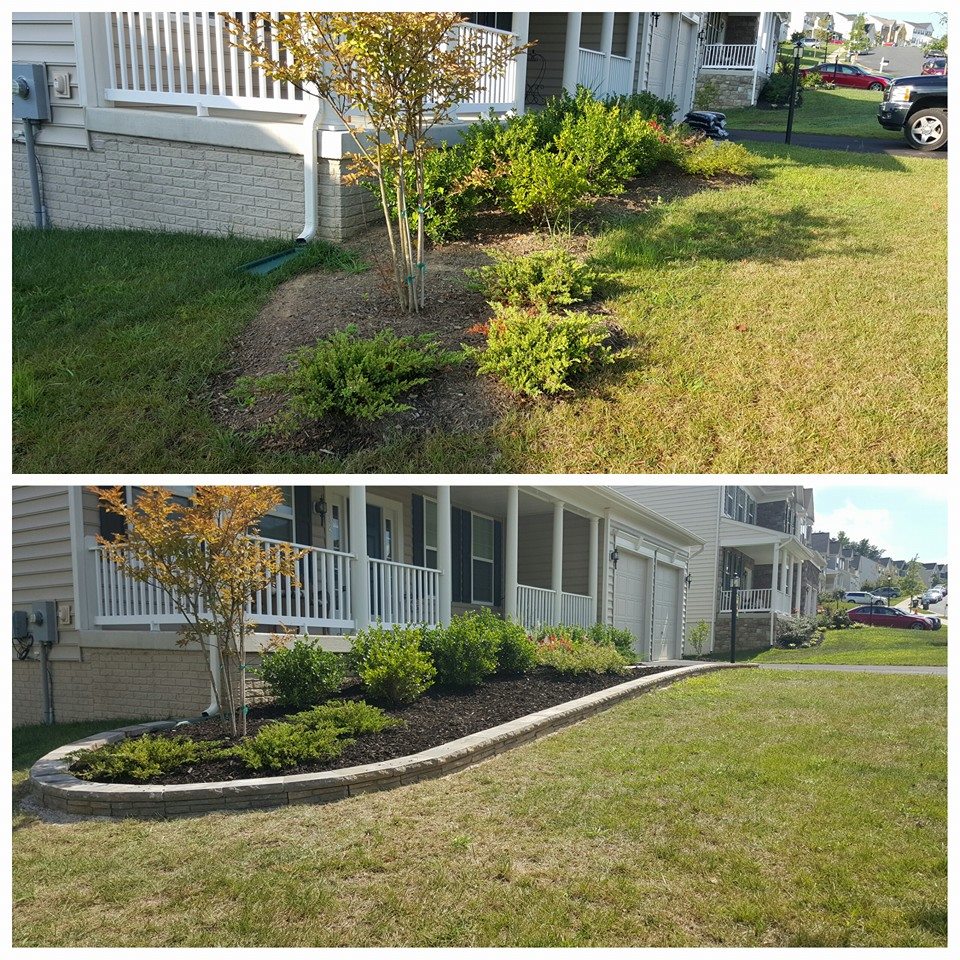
[812,482,948,563]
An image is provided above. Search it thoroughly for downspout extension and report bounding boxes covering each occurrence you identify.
[296,95,323,244]
[202,641,221,717]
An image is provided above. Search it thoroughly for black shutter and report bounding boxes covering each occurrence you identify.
[494,520,504,606]
[451,507,473,603]
[412,494,424,566]
[293,487,312,545]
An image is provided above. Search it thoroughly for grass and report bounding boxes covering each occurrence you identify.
[13,143,947,473]
[722,86,900,140]
[12,670,946,947]
[753,625,948,666]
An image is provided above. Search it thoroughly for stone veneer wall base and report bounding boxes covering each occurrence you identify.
[30,662,753,819]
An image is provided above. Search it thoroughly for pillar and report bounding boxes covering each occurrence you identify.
[437,485,452,626]
[600,12,615,96]
[561,12,583,93]
[512,12,530,114]
[505,486,519,620]
[349,486,369,630]
[552,501,564,622]
[588,517,600,623]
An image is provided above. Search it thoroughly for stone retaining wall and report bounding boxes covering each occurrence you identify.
[30,662,751,819]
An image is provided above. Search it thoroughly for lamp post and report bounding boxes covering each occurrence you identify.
[730,574,740,664]
[785,39,804,144]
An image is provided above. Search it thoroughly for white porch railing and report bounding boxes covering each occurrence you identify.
[719,588,792,614]
[517,584,555,629]
[607,54,633,97]
[560,591,594,629]
[577,47,606,93]
[701,43,758,70]
[93,537,354,630]
[103,12,518,115]
[369,558,441,627]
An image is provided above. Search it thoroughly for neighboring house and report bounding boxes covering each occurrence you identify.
[901,20,934,46]
[616,484,823,656]
[12,484,702,726]
[11,10,706,242]
[810,531,858,593]
[866,15,899,44]
[696,10,787,108]
[849,552,881,586]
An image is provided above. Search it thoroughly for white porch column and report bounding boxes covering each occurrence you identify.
[793,557,803,614]
[512,12,530,114]
[600,12,615,97]
[769,540,780,643]
[349,486,370,631]
[561,12,583,93]
[625,12,640,94]
[504,486,519,620]
[552,502,564,622]
[588,517,600,623]
[437,485,452,626]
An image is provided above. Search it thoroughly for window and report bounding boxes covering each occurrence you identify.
[466,12,513,31]
[720,548,747,590]
[472,514,495,604]
[724,486,756,524]
[424,498,438,570]
[259,487,295,542]
[724,486,736,518]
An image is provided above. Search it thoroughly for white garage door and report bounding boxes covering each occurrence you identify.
[652,563,682,661]
[613,551,648,657]
[671,19,696,115]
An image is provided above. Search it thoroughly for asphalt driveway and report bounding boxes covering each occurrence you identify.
[729,128,947,158]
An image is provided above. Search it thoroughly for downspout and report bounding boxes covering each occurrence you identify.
[202,640,221,717]
[296,94,323,244]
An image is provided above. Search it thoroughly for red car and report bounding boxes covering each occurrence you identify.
[922,57,947,76]
[801,63,891,91]
[848,605,937,630]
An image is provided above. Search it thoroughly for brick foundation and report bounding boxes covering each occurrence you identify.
[12,133,374,242]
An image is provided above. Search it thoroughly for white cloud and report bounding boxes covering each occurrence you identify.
[815,502,896,556]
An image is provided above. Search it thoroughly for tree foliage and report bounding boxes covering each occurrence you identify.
[95,486,306,737]
[900,556,925,599]
[848,14,870,53]
[224,12,527,313]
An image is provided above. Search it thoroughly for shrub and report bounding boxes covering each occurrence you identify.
[553,97,636,197]
[672,139,759,178]
[622,113,672,176]
[774,615,822,648]
[503,149,592,233]
[286,699,398,735]
[687,620,710,657]
[467,249,605,310]
[493,619,538,675]
[585,623,636,660]
[610,90,678,124]
[535,636,629,675]
[239,325,460,429]
[473,304,612,398]
[350,624,436,705]
[256,636,345,711]
[232,721,346,772]
[71,735,227,783]
[759,71,798,107]
[421,610,500,688]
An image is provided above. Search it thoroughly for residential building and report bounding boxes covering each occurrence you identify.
[901,20,934,46]
[12,484,702,726]
[616,485,823,656]
[11,11,707,242]
[696,11,787,107]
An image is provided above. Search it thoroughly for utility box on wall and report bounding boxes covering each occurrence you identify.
[12,61,51,121]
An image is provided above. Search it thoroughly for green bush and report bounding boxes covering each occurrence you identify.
[534,635,629,675]
[687,620,710,657]
[585,623,636,659]
[467,249,605,310]
[232,721,345,772]
[422,610,500,688]
[286,699,398,736]
[492,619,538,675]
[759,71,801,107]
[473,304,612,398]
[71,734,227,783]
[774,615,822,648]
[256,636,345,711]
[553,97,636,197]
[673,139,759,178]
[610,90,678,123]
[240,325,460,429]
[350,623,436,705]
[504,149,592,233]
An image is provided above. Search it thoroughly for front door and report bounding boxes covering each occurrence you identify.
[367,504,383,559]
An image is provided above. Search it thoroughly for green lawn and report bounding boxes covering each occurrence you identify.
[723,87,900,140]
[13,143,947,473]
[13,670,946,947]
[754,625,948,666]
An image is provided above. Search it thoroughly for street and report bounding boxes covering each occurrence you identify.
[854,44,926,78]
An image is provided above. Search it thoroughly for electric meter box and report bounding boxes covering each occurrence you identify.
[12,62,51,121]
[31,601,59,645]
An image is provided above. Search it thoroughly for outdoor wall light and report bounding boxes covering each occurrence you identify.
[685,572,693,587]
[313,497,327,523]
[610,547,620,569]
[651,13,661,28]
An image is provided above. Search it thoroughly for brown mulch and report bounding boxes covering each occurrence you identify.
[92,665,677,785]
[207,168,749,455]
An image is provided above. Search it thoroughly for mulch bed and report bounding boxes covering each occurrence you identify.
[207,168,749,457]
[96,665,677,785]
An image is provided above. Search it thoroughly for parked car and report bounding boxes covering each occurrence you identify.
[844,591,886,604]
[921,57,947,76]
[873,586,899,598]
[801,37,819,48]
[848,605,937,630]
[922,588,943,603]
[877,73,948,150]
[801,63,892,91]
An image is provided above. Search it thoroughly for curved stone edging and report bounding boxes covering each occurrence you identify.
[29,662,752,819]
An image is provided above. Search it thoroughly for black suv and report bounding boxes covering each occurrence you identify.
[878,74,947,150]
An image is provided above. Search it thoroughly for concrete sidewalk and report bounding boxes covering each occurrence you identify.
[757,662,946,676]
[729,128,947,159]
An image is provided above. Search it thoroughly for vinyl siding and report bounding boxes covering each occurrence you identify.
[516,511,591,595]
[614,486,723,646]
[12,13,88,148]
[528,11,569,102]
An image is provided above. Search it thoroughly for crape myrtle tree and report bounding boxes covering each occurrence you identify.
[225,12,527,313]
[95,486,306,738]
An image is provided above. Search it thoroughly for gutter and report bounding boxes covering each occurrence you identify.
[296,93,323,243]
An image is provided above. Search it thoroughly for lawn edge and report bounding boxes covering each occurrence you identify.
[28,662,751,819]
